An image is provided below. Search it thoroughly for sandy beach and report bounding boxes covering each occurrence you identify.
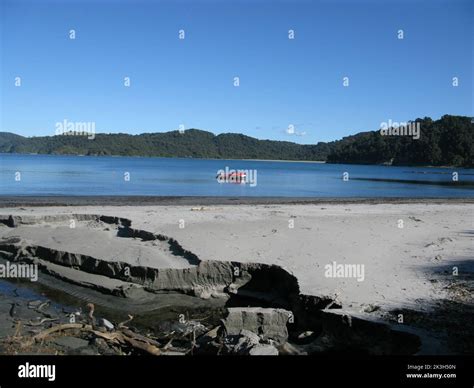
[0,199,472,355]
[1,200,472,309]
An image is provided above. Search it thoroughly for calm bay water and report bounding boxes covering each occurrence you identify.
[1,153,474,197]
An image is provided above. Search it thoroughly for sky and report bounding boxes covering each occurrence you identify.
[0,0,472,144]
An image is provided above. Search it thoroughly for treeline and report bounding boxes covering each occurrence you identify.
[0,129,332,161]
[327,115,473,167]
[0,115,472,166]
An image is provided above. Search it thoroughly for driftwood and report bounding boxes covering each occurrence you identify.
[118,314,134,329]
[13,321,23,338]
[33,323,92,341]
[27,318,59,327]
[90,328,161,355]
[29,322,161,355]
[121,328,160,346]
[8,301,209,356]
[120,334,161,355]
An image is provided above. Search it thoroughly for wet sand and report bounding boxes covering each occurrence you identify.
[0,196,473,207]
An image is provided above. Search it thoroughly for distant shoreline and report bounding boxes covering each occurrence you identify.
[1,152,327,164]
[0,152,470,169]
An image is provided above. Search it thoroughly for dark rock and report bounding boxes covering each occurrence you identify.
[53,336,90,350]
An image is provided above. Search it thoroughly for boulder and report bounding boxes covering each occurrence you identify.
[249,344,279,356]
[233,329,261,354]
[223,307,291,344]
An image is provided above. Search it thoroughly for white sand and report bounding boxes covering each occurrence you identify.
[1,203,472,312]
[0,222,193,269]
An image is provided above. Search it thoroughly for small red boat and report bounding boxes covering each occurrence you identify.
[216,171,247,183]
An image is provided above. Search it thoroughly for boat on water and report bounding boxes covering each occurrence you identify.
[216,171,247,184]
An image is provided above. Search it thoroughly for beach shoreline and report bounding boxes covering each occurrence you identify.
[0,196,473,207]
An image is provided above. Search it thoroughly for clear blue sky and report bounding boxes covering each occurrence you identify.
[1,0,472,144]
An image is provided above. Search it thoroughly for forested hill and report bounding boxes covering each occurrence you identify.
[326,115,473,167]
[0,129,332,161]
[0,115,472,167]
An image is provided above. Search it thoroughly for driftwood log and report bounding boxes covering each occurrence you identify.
[29,323,161,355]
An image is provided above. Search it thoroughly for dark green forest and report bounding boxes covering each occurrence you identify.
[327,115,473,167]
[0,129,332,161]
[0,115,472,167]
